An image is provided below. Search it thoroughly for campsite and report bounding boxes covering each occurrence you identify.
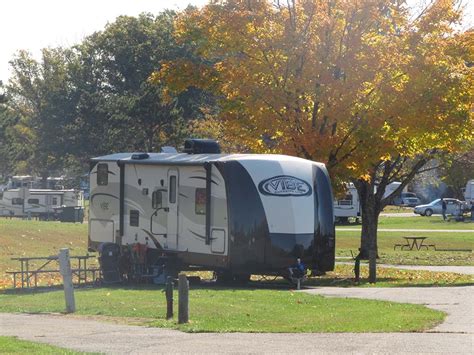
[1,0,473,353]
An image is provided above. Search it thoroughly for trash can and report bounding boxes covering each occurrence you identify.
[58,206,84,223]
[99,243,122,283]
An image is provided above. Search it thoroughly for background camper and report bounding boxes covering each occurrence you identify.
[334,183,360,224]
[0,188,83,220]
[88,139,335,283]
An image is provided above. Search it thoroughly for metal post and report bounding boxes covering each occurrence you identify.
[178,274,189,324]
[59,248,76,313]
[166,276,174,320]
[20,260,24,289]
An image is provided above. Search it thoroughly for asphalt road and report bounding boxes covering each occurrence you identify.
[1,286,473,354]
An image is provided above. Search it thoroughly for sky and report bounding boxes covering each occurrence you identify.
[1,0,472,82]
[0,0,208,81]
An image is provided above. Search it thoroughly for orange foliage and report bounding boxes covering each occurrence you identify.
[153,0,473,182]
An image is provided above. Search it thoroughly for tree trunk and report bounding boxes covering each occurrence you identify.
[355,179,381,283]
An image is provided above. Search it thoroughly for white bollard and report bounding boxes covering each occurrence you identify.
[58,248,76,313]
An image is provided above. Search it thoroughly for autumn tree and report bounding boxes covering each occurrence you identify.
[155,0,474,282]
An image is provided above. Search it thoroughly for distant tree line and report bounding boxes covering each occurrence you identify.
[0,11,217,185]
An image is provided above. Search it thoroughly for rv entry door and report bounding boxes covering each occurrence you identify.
[167,169,179,249]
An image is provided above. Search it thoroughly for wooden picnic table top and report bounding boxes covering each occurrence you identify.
[11,255,94,261]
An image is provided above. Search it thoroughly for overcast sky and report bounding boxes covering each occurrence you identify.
[1,0,472,82]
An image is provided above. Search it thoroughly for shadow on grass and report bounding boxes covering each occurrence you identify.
[2,274,472,296]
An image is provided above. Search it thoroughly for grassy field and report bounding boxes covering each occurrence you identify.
[0,336,82,354]
[0,216,472,289]
[311,264,473,287]
[382,206,416,213]
[0,219,90,272]
[336,215,473,266]
[0,218,469,334]
[0,286,444,333]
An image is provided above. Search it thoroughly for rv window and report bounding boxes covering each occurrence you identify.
[195,188,206,215]
[28,198,39,204]
[169,176,176,204]
[97,163,108,186]
[130,210,139,227]
[152,190,162,209]
[52,197,58,205]
[12,198,23,205]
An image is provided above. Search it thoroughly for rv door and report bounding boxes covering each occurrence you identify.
[167,169,179,249]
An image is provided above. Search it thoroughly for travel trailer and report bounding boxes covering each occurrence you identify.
[0,188,83,219]
[463,179,474,207]
[88,139,335,282]
[5,175,66,190]
[334,183,360,223]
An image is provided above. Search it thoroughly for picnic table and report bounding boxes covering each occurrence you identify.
[7,254,99,289]
[393,237,436,251]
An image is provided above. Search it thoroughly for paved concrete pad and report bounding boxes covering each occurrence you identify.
[0,312,472,354]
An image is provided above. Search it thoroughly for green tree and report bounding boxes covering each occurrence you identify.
[7,48,79,185]
[76,11,210,154]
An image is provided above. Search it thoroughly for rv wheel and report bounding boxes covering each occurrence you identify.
[233,274,251,284]
[215,271,233,284]
[215,271,250,285]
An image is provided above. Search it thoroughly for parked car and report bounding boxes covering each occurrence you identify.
[394,192,421,207]
[414,198,469,217]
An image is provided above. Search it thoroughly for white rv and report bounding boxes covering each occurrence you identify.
[0,188,83,219]
[88,139,335,281]
[334,183,360,223]
[463,179,474,207]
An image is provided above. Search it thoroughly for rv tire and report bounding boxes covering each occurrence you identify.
[215,271,250,285]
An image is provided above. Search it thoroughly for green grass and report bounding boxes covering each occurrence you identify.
[0,286,444,333]
[0,216,472,289]
[0,336,82,354]
[310,264,473,287]
[336,216,473,266]
[0,219,90,272]
[336,229,473,266]
[338,215,474,230]
[382,206,415,213]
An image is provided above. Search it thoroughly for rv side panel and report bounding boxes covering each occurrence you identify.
[89,161,121,247]
[313,165,335,271]
[216,161,268,272]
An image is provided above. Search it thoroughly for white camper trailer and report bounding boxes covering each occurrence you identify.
[0,188,83,219]
[463,179,474,207]
[334,183,360,223]
[88,139,335,281]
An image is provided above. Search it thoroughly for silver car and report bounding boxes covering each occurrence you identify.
[414,198,468,217]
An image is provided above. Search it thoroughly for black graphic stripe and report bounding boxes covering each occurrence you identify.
[188,229,216,241]
[141,229,163,249]
[189,176,219,186]
[90,193,119,204]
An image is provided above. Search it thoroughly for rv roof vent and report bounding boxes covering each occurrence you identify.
[184,139,221,154]
[131,153,150,160]
[160,146,178,153]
